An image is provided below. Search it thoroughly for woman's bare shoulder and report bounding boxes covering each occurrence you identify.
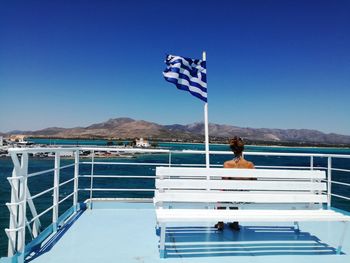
[244,160,255,168]
[224,160,236,168]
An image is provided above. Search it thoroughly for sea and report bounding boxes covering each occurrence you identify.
[1,139,350,257]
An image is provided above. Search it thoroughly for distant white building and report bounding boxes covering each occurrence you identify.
[8,135,33,146]
[135,138,150,148]
[0,136,3,146]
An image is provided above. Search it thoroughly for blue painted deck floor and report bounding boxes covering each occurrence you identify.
[26,201,350,263]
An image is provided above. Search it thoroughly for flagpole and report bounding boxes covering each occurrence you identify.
[203,51,210,168]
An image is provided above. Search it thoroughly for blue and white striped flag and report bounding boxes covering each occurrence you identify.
[163,54,207,102]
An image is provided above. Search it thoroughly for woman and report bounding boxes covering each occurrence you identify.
[215,136,255,231]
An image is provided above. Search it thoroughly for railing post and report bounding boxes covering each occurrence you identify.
[310,156,314,170]
[73,150,79,213]
[89,150,95,209]
[7,155,21,257]
[52,152,60,232]
[327,157,332,208]
[168,152,172,167]
[16,153,28,263]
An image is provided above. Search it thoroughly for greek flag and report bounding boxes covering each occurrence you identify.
[163,54,207,102]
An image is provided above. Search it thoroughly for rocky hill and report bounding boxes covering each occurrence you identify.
[3,117,350,146]
[27,118,187,139]
[166,123,350,145]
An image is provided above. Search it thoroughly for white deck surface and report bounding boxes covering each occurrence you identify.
[25,201,350,263]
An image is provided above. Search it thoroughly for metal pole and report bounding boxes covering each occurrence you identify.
[203,51,210,169]
[89,150,95,209]
[310,156,314,170]
[327,157,332,208]
[53,152,60,231]
[73,150,79,213]
[168,152,172,167]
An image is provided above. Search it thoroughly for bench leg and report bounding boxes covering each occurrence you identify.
[155,223,160,236]
[159,223,166,258]
[293,221,300,233]
[336,221,349,255]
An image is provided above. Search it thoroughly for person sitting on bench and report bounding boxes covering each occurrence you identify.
[215,136,255,231]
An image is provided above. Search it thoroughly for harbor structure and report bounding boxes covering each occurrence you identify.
[135,138,150,148]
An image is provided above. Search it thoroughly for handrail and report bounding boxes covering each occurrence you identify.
[8,146,350,158]
[80,188,154,192]
[80,175,157,179]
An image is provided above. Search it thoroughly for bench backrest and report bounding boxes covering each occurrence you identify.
[154,167,327,206]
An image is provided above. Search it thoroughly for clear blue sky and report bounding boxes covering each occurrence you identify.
[1,0,349,135]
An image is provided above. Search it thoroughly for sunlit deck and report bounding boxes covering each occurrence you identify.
[21,200,350,263]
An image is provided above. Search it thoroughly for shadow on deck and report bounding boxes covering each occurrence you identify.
[165,225,337,258]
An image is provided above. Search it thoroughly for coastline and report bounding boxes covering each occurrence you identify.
[28,137,350,149]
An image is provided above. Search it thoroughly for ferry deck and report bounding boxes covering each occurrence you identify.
[1,147,350,263]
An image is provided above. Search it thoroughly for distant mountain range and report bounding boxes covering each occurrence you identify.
[3,117,350,146]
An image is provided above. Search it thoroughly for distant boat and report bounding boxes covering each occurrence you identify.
[16,140,34,146]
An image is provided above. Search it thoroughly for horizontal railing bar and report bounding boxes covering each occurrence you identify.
[59,163,76,170]
[5,226,25,233]
[6,200,26,206]
[331,193,350,201]
[59,177,75,187]
[330,180,350,187]
[9,147,80,153]
[58,192,74,204]
[82,162,221,167]
[7,176,24,181]
[255,165,320,170]
[27,168,55,178]
[28,205,54,224]
[79,188,154,192]
[331,168,350,173]
[80,147,170,153]
[245,152,350,159]
[29,186,55,200]
[187,150,350,159]
[9,146,350,159]
[9,147,168,154]
[81,161,210,167]
[14,178,74,202]
[27,163,76,178]
[81,161,170,166]
[79,175,156,179]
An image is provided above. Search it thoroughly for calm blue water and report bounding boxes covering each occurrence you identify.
[1,141,350,257]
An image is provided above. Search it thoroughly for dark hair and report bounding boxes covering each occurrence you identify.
[229,136,244,156]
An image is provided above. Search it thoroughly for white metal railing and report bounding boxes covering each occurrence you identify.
[4,146,350,262]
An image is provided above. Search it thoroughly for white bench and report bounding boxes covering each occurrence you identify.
[154,167,350,258]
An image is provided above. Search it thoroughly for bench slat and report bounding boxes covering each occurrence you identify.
[156,209,350,222]
[154,191,327,204]
[156,167,326,179]
[156,179,327,191]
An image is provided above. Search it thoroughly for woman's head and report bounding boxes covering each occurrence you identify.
[229,136,244,156]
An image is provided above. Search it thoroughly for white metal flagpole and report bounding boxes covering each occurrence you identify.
[203,51,210,168]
